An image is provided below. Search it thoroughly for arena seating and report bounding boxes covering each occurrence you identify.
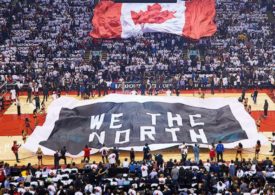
[0,157,275,194]
[0,0,274,91]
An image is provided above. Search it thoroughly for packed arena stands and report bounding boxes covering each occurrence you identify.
[0,0,275,194]
[0,156,275,194]
[0,0,274,91]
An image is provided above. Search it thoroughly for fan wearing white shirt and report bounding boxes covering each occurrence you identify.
[94,186,102,195]
[108,153,117,165]
[128,187,137,195]
[47,184,56,195]
[75,191,83,195]
[122,158,129,168]
[236,169,244,178]
[158,174,166,185]
[141,162,148,178]
[166,89,172,96]
[90,161,98,170]
[216,181,226,193]
[149,168,158,179]
[203,159,211,172]
[131,89,138,95]
[153,187,163,195]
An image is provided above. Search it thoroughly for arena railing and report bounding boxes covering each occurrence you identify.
[4,80,273,91]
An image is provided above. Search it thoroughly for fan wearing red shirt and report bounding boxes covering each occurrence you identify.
[83,145,91,163]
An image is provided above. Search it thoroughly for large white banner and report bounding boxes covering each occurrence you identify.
[24,94,267,157]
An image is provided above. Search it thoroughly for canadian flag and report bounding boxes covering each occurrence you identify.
[90,0,216,39]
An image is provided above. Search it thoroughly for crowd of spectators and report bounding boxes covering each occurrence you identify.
[0,0,274,94]
[0,154,275,194]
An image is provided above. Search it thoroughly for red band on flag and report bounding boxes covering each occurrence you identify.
[90,1,122,38]
[183,0,217,39]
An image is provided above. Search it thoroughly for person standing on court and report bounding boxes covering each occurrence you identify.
[26,86,32,103]
[113,147,120,164]
[235,142,243,160]
[209,143,216,162]
[108,151,117,166]
[241,87,246,101]
[60,146,67,165]
[216,141,224,162]
[269,133,275,156]
[11,141,21,163]
[178,142,188,162]
[10,87,16,103]
[100,144,109,163]
[36,147,43,166]
[193,144,200,164]
[33,95,40,111]
[83,145,91,163]
[16,97,21,116]
[130,148,135,162]
[255,140,261,159]
[143,143,150,161]
[42,84,49,104]
[252,89,258,104]
[54,150,60,169]
[263,100,268,118]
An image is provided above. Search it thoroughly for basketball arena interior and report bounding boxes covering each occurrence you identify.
[0,0,274,194]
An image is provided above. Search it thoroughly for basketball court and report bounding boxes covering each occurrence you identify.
[0,89,274,166]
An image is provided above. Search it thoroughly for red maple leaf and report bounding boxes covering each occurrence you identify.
[131,3,176,25]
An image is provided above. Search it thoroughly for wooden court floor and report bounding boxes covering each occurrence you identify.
[0,92,274,166]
